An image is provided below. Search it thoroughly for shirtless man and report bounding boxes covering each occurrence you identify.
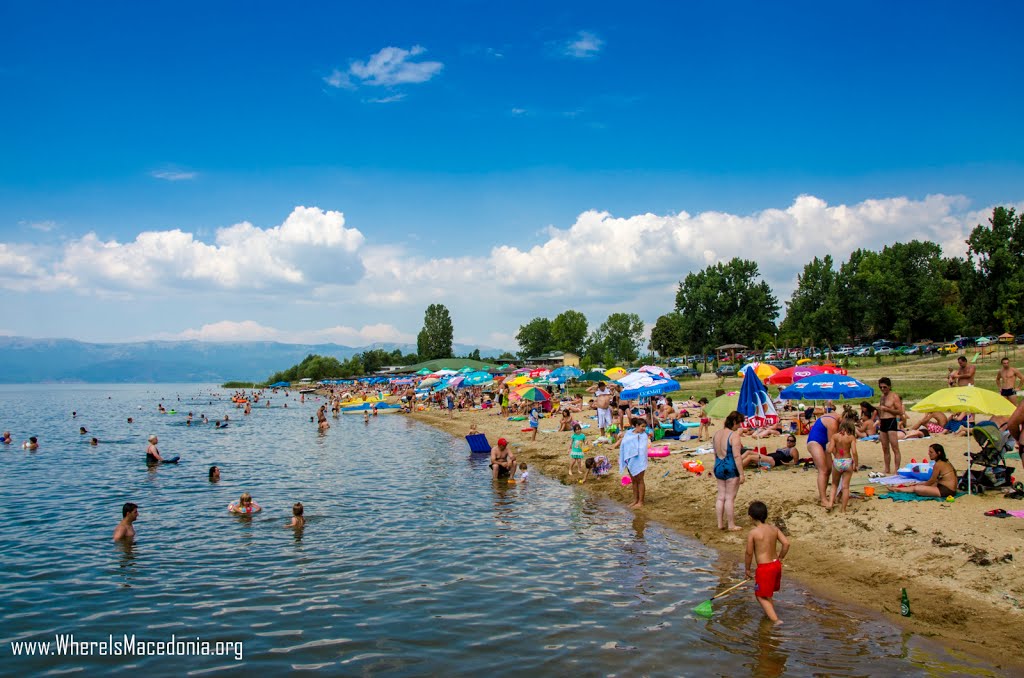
[489,437,517,480]
[955,356,975,386]
[317,405,330,431]
[876,377,904,475]
[996,357,1024,403]
[113,502,138,542]
[587,381,613,436]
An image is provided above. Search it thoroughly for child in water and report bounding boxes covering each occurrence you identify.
[229,493,261,514]
[288,502,305,528]
[827,419,859,512]
[568,423,586,476]
[744,501,790,623]
[515,463,529,483]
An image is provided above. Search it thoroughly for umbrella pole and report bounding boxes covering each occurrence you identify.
[967,420,972,496]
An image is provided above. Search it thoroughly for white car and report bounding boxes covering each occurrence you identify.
[875,347,895,356]
[976,336,995,347]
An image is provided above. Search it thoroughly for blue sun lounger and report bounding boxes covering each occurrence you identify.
[466,434,492,454]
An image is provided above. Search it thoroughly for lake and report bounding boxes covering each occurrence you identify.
[0,384,1002,676]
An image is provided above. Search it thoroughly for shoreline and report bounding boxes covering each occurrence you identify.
[408,405,1024,672]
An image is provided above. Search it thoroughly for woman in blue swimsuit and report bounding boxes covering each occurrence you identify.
[806,412,838,507]
[712,411,745,531]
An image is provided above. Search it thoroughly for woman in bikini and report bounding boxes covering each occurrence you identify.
[826,419,859,512]
[857,402,879,437]
[712,411,745,531]
[910,443,958,498]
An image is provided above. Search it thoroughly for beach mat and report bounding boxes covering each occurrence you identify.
[878,491,965,502]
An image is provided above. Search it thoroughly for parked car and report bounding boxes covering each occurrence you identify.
[897,345,920,355]
[938,343,958,354]
[854,346,872,356]
[715,365,739,377]
[875,347,895,356]
[669,366,700,379]
[976,336,995,347]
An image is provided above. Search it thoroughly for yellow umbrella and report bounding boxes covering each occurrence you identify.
[605,367,627,380]
[753,363,779,380]
[796,358,812,365]
[910,387,1015,417]
[505,375,531,387]
[910,386,1016,495]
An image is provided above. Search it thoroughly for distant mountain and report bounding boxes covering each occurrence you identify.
[0,337,511,384]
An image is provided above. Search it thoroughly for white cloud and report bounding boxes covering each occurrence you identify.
[20,220,57,232]
[367,93,407,104]
[565,31,603,58]
[162,320,414,345]
[2,206,364,294]
[324,45,443,90]
[151,170,197,181]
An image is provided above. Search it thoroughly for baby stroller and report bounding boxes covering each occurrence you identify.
[958,421,1022,494]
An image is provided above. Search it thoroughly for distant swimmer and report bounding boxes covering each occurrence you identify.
[113,502,139,542]
[127,417,134,424]
[2,431,11,444]
[146,435,163,463]
[79,426,88,434]
[208,465,220,482]
[72,411,77,418]
[23,436,38,450]
[90,437,99,446]
[287,502,305,529]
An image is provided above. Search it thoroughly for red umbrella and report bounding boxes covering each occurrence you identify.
[765,364,847,386]
[528,368,549,378]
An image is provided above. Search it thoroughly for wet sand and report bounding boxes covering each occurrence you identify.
[410,405,1024,672]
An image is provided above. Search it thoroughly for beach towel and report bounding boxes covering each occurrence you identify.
[859,434,879,442]
[1007,510,1024,518]
[869,475,914,486]
[880,491,966,501]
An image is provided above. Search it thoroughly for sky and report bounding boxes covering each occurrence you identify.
[1,1,1023,350]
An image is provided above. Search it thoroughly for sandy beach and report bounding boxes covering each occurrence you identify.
[410,405,1024,670]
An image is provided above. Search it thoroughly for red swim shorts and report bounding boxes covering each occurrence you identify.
[755,559,782,599]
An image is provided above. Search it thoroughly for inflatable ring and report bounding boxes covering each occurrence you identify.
[647,446,670,458]
[228,502,260,514]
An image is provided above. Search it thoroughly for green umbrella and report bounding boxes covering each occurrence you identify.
[416,368,432,375]
[705,393,739,419]
[579,370,609,382]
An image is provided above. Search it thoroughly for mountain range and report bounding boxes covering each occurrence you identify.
[0,337,511,383]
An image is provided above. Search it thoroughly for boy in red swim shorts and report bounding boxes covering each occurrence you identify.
[744,500,790,623]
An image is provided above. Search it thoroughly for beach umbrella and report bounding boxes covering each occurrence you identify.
[767,364,847,386]
[419,377,439,386]
[779,374,873,401]
[739,362,779,382]
[269,381,289,387]
[447,376,465,389]
[513,385,551,402]
[462,371,494,387]
[605,367,628,380]
[911,386,1016,495]
[796,358,813,365]
[737,369,779,428]
[506,375,531,387]
[705,392,740,419]
[550,365,584,380]
[416,368,432,376]
[459,366,475,373]
[580,370,609,382]
[433,369,458,376]
[619,377,680,401]
[638,365,670,378]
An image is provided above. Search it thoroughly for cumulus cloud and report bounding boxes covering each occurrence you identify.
[1,207,364,294]
[565,31,603,58]
[151,169,197,181]
[324,45,443,90]
[165,320,414,345]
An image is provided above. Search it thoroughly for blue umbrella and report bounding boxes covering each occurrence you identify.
[550,365,584,380]
[779,373,874,400]
[461,371,494,387]
[737,369,779,429]
[269,381,289,387]
[619,378,681,401]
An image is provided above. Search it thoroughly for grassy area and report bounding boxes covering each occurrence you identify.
[571,346,1024,405]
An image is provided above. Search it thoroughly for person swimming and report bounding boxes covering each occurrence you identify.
[229,493,261,514]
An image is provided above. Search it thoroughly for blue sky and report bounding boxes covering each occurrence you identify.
[1,1,1022,348]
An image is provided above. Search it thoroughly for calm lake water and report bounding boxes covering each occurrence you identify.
[0,384,1004,676]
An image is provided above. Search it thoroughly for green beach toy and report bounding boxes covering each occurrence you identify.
[693,579,750,617]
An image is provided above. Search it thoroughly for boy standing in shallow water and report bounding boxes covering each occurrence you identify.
[744,501,790,623]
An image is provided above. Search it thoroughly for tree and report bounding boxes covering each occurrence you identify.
[417,304,454,360]
[674,258,779,351]
[598,313,645,363]
[780,255,846,347]
[550,310,589,355]
[515,317,554,359]
[650,312,687,358]
[467,348,481,361]
[966,206,1024,333]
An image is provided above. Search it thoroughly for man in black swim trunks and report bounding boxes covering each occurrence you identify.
[489,437,516,480]
[876,377,904,475]
[996,357,1023,404]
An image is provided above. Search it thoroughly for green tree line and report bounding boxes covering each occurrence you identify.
[649,206,1022,356]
